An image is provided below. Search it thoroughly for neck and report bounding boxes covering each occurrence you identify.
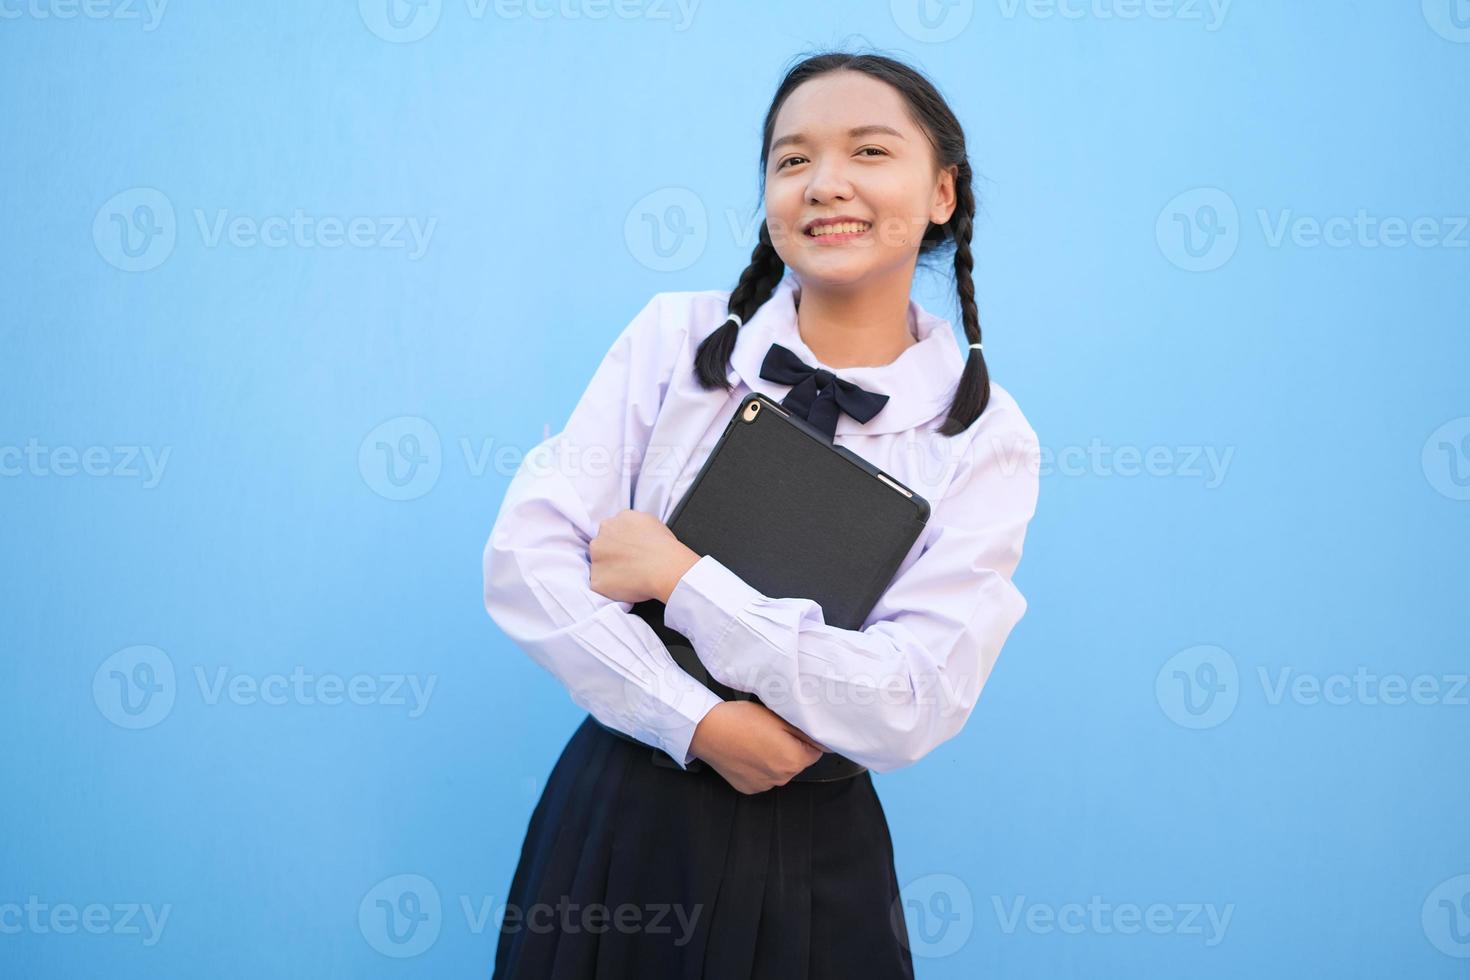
[793,267,918,370]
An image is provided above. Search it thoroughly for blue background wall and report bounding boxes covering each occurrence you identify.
[2,2,1467,977]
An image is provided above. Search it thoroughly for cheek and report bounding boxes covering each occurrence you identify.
[765,186,802,242]
[869,191,933,247]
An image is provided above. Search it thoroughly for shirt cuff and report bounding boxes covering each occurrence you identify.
[664,554,761,668]
[654,680,724,770]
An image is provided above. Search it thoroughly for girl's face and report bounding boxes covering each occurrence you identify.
[764,71,956,288]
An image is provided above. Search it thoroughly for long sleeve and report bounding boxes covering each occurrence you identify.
[482,293,723,769]
[662,401,1041,774]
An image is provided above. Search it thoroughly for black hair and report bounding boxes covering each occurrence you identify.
[692,51,990,437]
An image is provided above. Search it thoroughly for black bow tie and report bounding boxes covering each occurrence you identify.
[758,342,890,440]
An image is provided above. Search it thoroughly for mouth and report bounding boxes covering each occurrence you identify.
[804,219,873,242]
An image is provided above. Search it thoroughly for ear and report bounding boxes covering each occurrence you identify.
[930,164,958,226]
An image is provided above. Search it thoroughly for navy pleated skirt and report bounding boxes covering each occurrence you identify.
[491,714,916,980]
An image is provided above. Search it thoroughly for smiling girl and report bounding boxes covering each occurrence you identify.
[484,51,1041,979]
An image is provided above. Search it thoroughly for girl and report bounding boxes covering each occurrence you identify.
[483,51,1040,979]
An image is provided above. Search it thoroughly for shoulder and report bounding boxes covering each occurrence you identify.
[593,288,736,399]
[938,378,1040,497]
[605,288,736,381]
[975,381,1039,454]
[620,288,734,348]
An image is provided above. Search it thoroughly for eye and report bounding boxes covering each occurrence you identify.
[776,147,886,170]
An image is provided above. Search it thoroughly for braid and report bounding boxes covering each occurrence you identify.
[936,160,991,436]
[693,220,787,390]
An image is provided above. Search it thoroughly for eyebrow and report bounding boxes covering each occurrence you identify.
[770,124,907,154]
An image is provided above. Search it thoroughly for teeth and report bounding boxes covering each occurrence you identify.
[809,221,870,237]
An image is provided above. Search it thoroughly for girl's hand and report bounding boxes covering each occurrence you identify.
[690,701,827,795]
[590,512,824,792]
[588,509,700,605]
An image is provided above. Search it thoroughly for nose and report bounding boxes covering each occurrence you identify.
[804,156,854,205]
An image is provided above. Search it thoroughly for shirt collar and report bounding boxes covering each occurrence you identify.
[726,272,965,436]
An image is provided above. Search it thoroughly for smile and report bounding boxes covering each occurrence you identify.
[805,220,872,241]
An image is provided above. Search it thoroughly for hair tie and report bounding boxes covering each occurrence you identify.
[723,313,743,329]
[968,342,983,352]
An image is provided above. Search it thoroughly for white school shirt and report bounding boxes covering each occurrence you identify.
[482,272,1040,774]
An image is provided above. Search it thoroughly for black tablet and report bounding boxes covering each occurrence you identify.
[633,391,931,705]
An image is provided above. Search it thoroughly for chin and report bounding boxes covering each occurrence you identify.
[789,259,884,290]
